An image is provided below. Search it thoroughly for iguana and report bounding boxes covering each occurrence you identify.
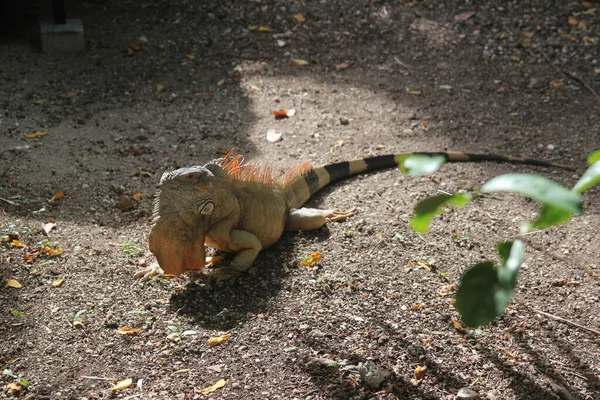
[136,149,568,281]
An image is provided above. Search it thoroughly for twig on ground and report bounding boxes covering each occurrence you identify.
[80,376,115,381]
[533,309,600,336]
[535,48,600,104]
[0,197,18,205]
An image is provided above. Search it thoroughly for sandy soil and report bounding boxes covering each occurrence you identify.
[1,0,599,399]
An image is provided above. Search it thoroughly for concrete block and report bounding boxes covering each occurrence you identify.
[40,18,84,53]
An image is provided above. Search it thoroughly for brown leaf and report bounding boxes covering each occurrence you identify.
[335,63,349,71]
[208,333,231,347]
[58,91,78,99]
[48,191,64,203]
[132,191,142,201]
[42,246,63,257]
[407,90,421,95]
[7,279,23,288]
[6,382,23,394]
[568,16,578,26]
[301,252,322,267]
[117,327,142,335]
[24,131,48,139]
[9,239,25,248]
[451,319,463,330]
[128,42,141,51]
[200,379,226,395]
[272,108,296,118]
[295,13,306,23]
[411,303,422,310]
[414,365,427,381]
[258,26,273,32]
[454,11,476,22]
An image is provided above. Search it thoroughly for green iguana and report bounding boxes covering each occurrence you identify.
[135,149,568,281]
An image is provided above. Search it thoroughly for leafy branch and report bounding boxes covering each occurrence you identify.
[400,150,600,327]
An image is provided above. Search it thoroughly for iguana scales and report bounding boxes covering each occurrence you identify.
[136,149,567,281]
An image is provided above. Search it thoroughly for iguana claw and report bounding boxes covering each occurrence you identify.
[134,262,165,280]
[324,208,355,222]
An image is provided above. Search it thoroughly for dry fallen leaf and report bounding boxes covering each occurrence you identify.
[33,99,48,105]
[451,319,463,330]
[200,379,226,395]
[266,130,282,143]
[6,382,23,394]
[42,221,56,235]
[295,13,306,23]
[301,252,322,267]
[24,131,48,139]
[9,239,25,248]
[52,277,65,287]
[117,327,143,335]
[129,42,141,51]
[42,246,63,257]
[272,108,296,118]
[132,191,142,201]
[156,84,166,92]
[511,55,520,62]
[111,378,133,392]
[335,63,349,71]
[411,303,422,310]
[583,36,596,44]
[582,8,597,15]
[48,191,64,203]
[208,333,231,347]
[258,26,273,32]
[292,59,309,66]
[7,279,22,288]
[414,365,428,381]
[454,11,476,22]
[407,90,421,95]
[568,16,578,26]
[217,79,226,86]
[187,54,195,60]
[58,91,78,99]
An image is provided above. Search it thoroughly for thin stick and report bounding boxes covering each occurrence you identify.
[533,309,600,336]
[536,48,600,104]
[80,376,115,381]
[0,197,18,205]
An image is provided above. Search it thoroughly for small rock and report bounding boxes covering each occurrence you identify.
[358,360,391,389]
[116,195,133,210]
[457,387,480,400]
[547,144,555,150]
[310,330,326,338]
[340,117,350,125]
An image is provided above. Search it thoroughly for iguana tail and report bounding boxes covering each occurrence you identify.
[284,151,570,209]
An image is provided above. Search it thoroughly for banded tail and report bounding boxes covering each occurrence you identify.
[284,151,571,209]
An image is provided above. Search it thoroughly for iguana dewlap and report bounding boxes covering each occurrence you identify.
[137,149,566,281]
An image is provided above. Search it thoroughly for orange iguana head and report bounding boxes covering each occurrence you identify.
[149,166,216,276]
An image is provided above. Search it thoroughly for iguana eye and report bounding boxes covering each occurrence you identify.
[199,201,214,215]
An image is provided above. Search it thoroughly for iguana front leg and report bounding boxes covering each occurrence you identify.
[134,255,226,280]
[284,208,354,231]
[205,229,263,282]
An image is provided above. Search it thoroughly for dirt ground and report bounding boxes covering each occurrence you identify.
[1,0,599,399]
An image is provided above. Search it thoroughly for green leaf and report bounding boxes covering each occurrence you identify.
[496,240,523,284]
[397,154,446,177]
[181,330,197,336]
[411,193,472,234]
[456,242,523,327]
[588,150,600,164]
[572,161,600,194]
[456,262,514,327]
[480,174,582,214]
[531,204,573,230]
[167,325,179,332]
[19,379,30,389]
